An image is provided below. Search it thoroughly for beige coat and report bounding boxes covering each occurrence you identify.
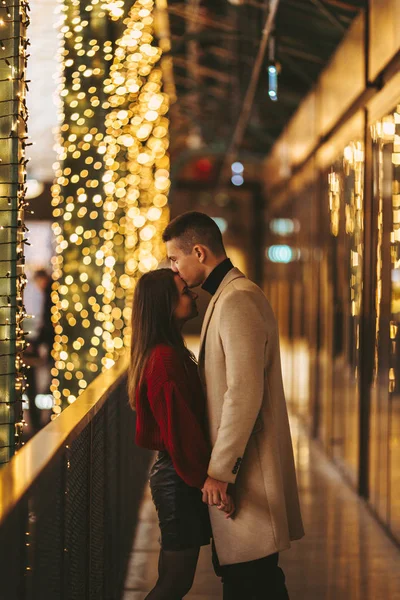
[198,268,304,565]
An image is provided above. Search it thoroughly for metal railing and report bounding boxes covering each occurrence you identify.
[0,353,152,600]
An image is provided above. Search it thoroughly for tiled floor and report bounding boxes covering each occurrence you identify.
[123,415,400,599]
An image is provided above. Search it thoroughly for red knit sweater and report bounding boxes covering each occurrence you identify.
[135,344,211,489]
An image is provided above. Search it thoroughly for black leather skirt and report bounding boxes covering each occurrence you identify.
[149,451,212,551]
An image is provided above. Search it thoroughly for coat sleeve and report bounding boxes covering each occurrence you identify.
[207,290,267,484]
[150,379,211,489]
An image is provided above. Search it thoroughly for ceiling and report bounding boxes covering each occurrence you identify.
[25,0,366,185]
[164,0,366,167]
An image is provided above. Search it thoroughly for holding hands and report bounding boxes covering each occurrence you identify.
[201,476,235,519]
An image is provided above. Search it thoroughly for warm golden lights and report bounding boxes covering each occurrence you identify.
[50,0,169,414]
[343,141,364,319]
[0,0,30,460]
[101,0,170,360]
[328,170,340,237]
[371,106,400,392]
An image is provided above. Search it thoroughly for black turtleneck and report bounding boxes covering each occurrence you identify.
[202,258,234,296]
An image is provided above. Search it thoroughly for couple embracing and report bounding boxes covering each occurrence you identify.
[128,212,304,600]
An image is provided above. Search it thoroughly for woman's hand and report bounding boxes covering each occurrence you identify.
[216,494,235,519]
[202,476,229,506]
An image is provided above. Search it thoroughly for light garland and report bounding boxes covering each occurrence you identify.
[101,0,125,20]
[50,0,170,413]
[50,0,115,413]
[0,0,30,461]
[101,0,170,362]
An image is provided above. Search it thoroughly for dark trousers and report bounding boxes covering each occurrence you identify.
[212,541,290,600]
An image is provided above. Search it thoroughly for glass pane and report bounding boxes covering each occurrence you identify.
[389,107,400,539]
[328,142,364,484]
[370,106,400,542]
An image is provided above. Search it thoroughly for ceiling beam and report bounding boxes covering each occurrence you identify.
[278,43,326,65]
[185,0,201,125]
[173,76,227,100]
[167,5,237,32]
[323,0,361,11]
[308,0,347,32]
[279,53,315,87]
[173,56,234,83]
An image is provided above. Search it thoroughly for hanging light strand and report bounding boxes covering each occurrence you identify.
[50,0,115,413]
[101,0,170,364]
[0,0,30,462]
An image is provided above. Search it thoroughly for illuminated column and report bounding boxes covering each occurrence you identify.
[51,0,114,412]
[101,0,170,363]
[0,0,29,461]
[51,0,170,412]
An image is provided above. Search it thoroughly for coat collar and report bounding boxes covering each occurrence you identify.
[202,258,234,296]
[198,268,245,365]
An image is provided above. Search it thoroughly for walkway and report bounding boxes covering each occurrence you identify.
[123,415,400,599]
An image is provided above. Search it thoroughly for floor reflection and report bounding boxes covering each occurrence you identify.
[281,337,400,548]
[284,416,400,600]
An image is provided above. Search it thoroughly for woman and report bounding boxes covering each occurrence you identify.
[128,269,234,600]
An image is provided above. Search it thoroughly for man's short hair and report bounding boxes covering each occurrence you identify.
[162,211,225,256]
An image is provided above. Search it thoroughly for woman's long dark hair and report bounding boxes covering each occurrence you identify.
[128,268,194,409]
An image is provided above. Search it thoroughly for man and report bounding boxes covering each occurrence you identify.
[24,269,54,433]
[163,212,304,600]
[33,269,54,352]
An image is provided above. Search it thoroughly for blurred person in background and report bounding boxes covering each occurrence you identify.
[32,269,54,352]
[24,269,54,433]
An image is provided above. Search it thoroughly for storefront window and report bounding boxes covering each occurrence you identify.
[370,106,400,541]
[327,141,364,483]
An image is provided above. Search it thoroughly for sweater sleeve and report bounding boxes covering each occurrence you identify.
[149,379,210,489]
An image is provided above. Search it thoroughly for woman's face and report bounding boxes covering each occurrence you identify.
[173,275,198,323]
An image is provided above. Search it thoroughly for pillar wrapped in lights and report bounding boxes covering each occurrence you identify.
[51,0,170,412]
[50,0,116,412]
[0,0,30,461]
[101,0,170,361]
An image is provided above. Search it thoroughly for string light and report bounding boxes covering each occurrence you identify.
[101,0,124,20]
[0,0,30,461]
[50,0,115,413]
[50,0,169,415]
[101,0,169,364]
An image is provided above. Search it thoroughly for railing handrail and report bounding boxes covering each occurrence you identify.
[0,352,129,526]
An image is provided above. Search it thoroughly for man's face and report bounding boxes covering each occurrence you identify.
[166,239,204,288]
[35,276,48,291]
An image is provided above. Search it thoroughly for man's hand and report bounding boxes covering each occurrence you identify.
[201,476,228,506]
